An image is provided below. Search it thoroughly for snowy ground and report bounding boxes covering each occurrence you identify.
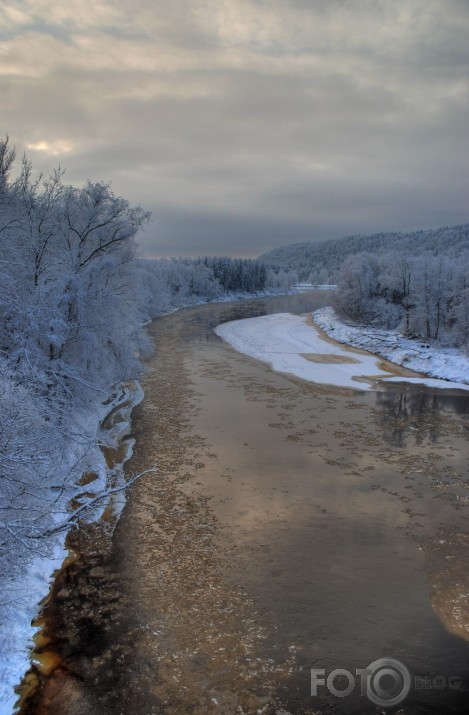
[0,383,143,715]
[0,539,68,715]
[314,307,469,387]
[292,282,338,292]
[215,312,469,391]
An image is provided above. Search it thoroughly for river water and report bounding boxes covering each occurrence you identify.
[18,293,469,715]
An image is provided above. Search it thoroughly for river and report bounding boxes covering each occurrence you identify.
[18,292,469,714]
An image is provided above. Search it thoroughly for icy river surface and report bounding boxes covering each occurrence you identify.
[19,293,469,715]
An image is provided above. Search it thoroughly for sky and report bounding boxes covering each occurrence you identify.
[1,0,468,258]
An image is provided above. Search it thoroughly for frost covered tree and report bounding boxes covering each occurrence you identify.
[134,255,270,319]
[334,247,469,349]
[0,137,150,591]
[335,253,381,322]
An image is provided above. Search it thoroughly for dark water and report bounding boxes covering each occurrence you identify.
[18,293,469,715]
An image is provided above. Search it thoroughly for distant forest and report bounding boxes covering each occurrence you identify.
[260,225,469,347]
[259,225,469,283]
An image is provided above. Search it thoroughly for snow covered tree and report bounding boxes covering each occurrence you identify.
[335,253,381,323]
[0,137,151,592]
[334,246,468,349]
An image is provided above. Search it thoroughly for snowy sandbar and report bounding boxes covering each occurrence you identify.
[214,313,469,391]
[314,307,469,388]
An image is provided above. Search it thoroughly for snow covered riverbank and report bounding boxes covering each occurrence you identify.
[0,383,143,715]
[215,312,469,391]
[313,307,469,387]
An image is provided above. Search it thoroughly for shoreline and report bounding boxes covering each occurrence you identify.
[313,306,469,388]
[1,382,143,715]
[215,311,469,392]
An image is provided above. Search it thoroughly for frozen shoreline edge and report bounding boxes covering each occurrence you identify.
[215,311,469,391]
[0,382,144,715]
[313,306,469,388]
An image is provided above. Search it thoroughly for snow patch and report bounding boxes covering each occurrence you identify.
[314,307,469,388]
[0,538,67,715]
[0,382,143,715]
[215,313,469,391]
[292,283,338,292]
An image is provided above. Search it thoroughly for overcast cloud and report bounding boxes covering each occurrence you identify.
[1,0,468,256]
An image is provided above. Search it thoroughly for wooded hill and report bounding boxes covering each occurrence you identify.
[259,225,469,283]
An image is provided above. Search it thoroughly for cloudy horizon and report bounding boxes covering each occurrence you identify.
[1,0,468,258]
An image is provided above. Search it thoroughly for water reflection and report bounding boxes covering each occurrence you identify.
[374,390,469,447]
[186,292,333,339]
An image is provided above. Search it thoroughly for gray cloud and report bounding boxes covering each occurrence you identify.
[2,0,468,256]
